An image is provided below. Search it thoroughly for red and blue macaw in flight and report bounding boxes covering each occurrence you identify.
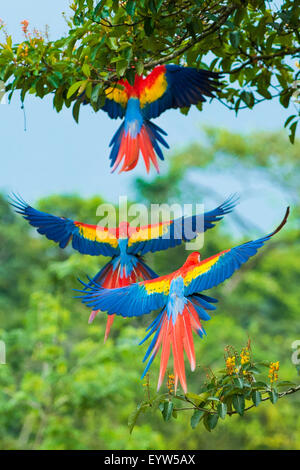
[10,194,237,342]
[95,65,221,173]
[78,208,289,393]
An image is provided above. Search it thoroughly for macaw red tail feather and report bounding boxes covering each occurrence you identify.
[109,120,169,174]
[88,258,158,342]
[141,297,212,393]
[104,314,115,343]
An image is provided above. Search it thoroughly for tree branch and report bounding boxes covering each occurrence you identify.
[144,5,237,69]
[226,47,300,74]
[173,385,300,416]
[227,384,300,416]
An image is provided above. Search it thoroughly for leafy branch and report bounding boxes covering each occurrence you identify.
[0,0,299,139]
[144,4,237,69]
[129,342,300,433]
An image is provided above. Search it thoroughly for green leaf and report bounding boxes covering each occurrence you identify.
[207,413,219,430]
[280,90,291,109]
[252,390,262,407]
[202,412,211,432]
[84,81,92,99]
[185,392,210,406]
[126,68,135,86]
[162,401,174,422]
[82,64,91,78]
[191,409,204,429]
[91,83,102,103]
[67,81,86,99]
[257,88,272,100]
[72,100,81,123]
[241,90,254,108]
[289,121,298,144]
[35,79,45,98]
[53,87,64,112]
[180,106,190,116]
[122,46,133,62]
[90,37,106,61]
[217,402,227,419]
[233,377,244,389]
[234,6,246,26]
[116,59,128,77]
[203,412,218,431]
[107,37,118,51]
[47,75,61,89]
[149,0,159,14]
[6,35,12,50]
[284,115,296,128]
[230,31,240,48]
[87,0,93,10]
[269,389,279,404]
[67,37,77,56]
[135,61,144,76]
[144,17,154,36]
[232,394,245,416]
[126,0,136,17]
[94,1,106,17]
[156,0,164,12]
[207,397,220,402]
[191,19,203,34]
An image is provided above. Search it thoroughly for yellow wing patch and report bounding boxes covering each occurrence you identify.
[184,255,221,286]
[75,223,118,248]
[128,222,171,246]
[144,278,171,295]
[105,86,128,107]
[140,72,168,108]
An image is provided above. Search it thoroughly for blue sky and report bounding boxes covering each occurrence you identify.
[0,1,293,232]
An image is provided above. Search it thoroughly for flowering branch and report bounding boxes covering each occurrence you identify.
[129,341,300,432]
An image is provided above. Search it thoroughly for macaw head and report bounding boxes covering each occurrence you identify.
[182,251,201,269]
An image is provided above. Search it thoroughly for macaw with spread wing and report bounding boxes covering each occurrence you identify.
[86,65,221,173]
[78,208,289,393]
[10,194,237,341]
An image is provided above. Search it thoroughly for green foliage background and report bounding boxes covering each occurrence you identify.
[0,127,299,450]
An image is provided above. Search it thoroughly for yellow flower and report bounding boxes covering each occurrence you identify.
[268,361,280,383]
[226,356,236,375]
[240,348,250,365]
[167,373,175,393]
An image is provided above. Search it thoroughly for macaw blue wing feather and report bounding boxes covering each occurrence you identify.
[9,194,119,257]
[127,195,238,255]
[184,207,290,296]
[77,275,170,318]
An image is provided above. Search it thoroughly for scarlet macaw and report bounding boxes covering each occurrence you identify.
[10,194,237,341]
[88,65,221,173]
[78,208,289,392]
